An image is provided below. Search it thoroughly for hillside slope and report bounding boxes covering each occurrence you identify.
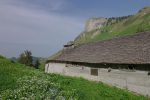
[74,7,150,45]
[0,55,149,100]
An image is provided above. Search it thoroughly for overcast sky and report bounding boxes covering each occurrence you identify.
[0,0,150,58]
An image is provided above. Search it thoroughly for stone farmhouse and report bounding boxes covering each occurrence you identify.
[45,32,150,96]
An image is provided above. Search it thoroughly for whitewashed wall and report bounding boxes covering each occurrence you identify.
[45,63,150,96]
[45,63,66,74]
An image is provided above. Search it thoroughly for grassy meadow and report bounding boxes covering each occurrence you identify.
[0,55,149,100]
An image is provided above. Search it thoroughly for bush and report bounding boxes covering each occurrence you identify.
[18,50,33,67]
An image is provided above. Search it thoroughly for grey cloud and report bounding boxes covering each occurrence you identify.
[0,0,84,57]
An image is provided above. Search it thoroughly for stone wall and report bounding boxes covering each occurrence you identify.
[45,63,66,74]
[45,63,150,96]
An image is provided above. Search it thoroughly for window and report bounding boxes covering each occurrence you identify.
[91,68,98,76]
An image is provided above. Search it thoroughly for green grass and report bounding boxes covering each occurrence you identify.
[0,56,149,100]
[0,57,33,91]
[75,7,150,45]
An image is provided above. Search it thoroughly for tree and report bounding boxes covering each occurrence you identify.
[18,53,26,64]
[18,50,33,66]
[34,59,40,69]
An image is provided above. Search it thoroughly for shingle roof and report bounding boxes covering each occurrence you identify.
[49,32,150,64]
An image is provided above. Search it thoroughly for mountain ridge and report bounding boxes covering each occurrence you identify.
[74,6,150,45]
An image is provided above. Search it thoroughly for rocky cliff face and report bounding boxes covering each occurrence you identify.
[84,17,107,32]
[74,17,108,43]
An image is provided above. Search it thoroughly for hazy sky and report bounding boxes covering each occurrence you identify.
[0,0,150,58]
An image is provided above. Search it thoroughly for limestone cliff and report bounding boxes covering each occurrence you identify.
[84,17,107,32]
[74,17,108,44]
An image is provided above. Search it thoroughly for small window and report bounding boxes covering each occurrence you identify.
[91,68,98,76]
